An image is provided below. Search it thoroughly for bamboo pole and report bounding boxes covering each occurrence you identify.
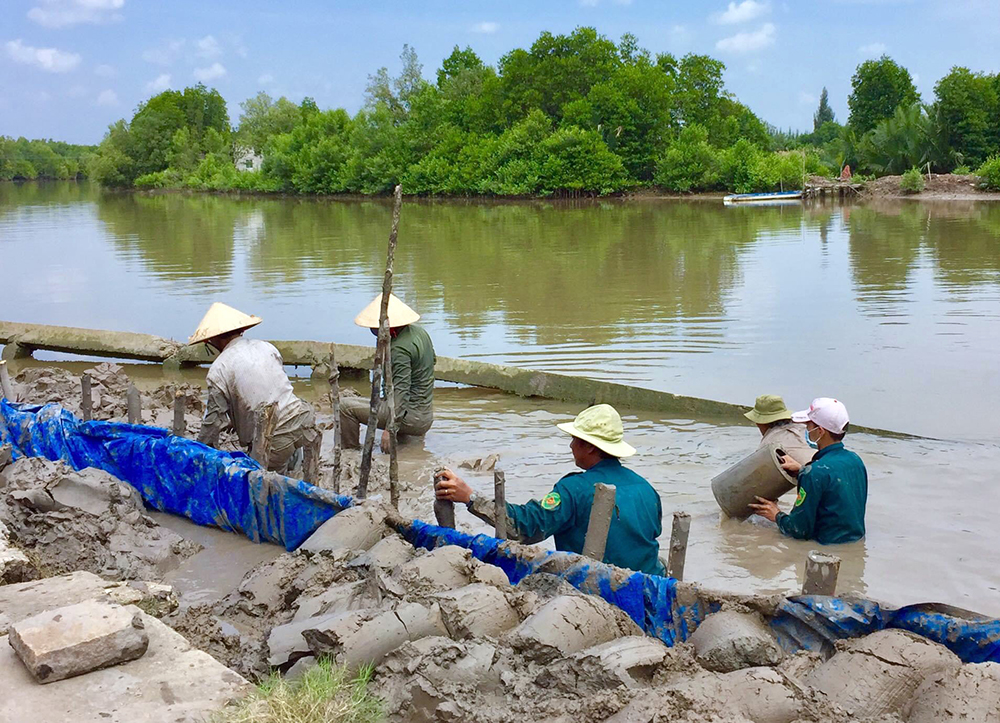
[172,390,185,437]
[494,467,507,540]
[666,511,691,581]
[0,360,15,402]
[357,184,403,499]
[327,343,342,494]
[126,384,141,424]
[81,374,92,422]
[582,483,616,561]
[384,344,399,509]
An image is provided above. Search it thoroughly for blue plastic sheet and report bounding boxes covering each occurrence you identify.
[0,400,352,550]
[3,398,998,662]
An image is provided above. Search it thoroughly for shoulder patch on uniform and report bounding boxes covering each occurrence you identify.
[794,488,807,507]
[541,492,561,510]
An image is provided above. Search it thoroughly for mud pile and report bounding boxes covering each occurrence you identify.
[0,457,201,581]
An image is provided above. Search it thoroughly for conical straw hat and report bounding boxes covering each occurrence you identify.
[188,303,262,345]
[354,293,420,329]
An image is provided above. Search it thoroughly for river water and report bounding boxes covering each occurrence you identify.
[2,182,999,614]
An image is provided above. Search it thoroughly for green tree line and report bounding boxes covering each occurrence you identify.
[83,29,1000,195]
[0,137,95,181]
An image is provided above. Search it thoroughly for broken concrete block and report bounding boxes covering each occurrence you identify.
[0,607,248,722]
[906,662,1000,723]
[689,609,784,672]
[537,635,671,692]
[806,629,962,718]
[8,599,149,683]
[395,545,474,595]
[285,655,317,681]
[292,580,369,622]
[0,571,109,634]
[304,601,448,671]
[347,533,415,571]
[504,594,643,663]
[299,503,388,554]
[103,580,179,618]
[433,584,520,639]
[268,610,362,668]
[0,519,36,584]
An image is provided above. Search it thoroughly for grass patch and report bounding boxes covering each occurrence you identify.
[214,659,383,723]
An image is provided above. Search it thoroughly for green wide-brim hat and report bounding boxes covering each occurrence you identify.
[557,404,636,458]
[744,394,793,425]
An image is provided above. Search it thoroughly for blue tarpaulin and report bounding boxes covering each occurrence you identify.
[2,398,998,662]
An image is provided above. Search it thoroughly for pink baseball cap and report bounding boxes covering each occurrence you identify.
[792,398,850,434]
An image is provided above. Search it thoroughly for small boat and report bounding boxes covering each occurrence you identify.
[723,190,803,205]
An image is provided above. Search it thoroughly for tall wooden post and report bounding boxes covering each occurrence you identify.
[493,467,507,540]
[358,184,403,499]
[81,374,93,422]
[433,468,456,529]
[666,512,691,581]
[172,390,185,436]
[582,483,616,562]
[327,344,342,493]
[126,384,141,425]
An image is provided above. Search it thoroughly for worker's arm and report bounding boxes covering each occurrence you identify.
[465,499,522,541]
[501,481,576,545]
[776,469,823,541]
[390,344,412,426]
[197,384,230,446]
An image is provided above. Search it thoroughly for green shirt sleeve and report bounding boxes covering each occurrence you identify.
[777,468,822,540]
[505,480,576,545]
[390,343,412,426]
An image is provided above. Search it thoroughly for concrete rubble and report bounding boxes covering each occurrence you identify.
[8,599,149,683]
[689,609,784,672]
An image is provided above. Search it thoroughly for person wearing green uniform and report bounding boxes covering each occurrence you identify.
[750,397,867,544]
[340,293,436,449]
[434,404,665,575]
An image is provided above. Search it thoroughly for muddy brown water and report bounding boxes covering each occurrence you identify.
[2,182,999,617]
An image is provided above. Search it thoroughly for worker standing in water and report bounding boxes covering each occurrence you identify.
[744,394,814,466]
[749,398,867,544]
[435,404,665,575]
[190,303,320,474]
[340,293,436,450]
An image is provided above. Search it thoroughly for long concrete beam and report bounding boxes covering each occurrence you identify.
[0,320,912,437]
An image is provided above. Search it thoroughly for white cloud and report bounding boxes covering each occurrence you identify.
[716,0,770,24]
[857,42,887,56]
[471,21,499,34]
[96,89,118,106]
[27,0,124,28]
[258,73,275,85]
[142,39,185,66]
[94,63,116,77]
[716,22,776,53]
[5,39,81,73]
[798,91,816,105]
[193,62,227,82]
[146,73,171,92]
[196,35,222,59]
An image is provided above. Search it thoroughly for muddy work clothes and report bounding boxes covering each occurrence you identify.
[339,324,436,448]
[198,337,320,473]
[776,442,868,544]
[759,420,814,467]
[469,458,665,575]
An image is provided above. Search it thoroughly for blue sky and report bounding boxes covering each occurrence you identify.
[2,0,999,145]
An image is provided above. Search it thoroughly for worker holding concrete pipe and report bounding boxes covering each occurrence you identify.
[744,394,814,466]
[435,404,665,575]
[189,303,320,474]
[340,294,435,450]
[749,398,868,544]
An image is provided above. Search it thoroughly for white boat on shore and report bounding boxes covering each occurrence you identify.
[723,190,803,205]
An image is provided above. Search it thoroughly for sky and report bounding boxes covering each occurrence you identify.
[2,0,999,145]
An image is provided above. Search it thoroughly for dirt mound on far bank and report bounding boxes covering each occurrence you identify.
[861,173,996,200]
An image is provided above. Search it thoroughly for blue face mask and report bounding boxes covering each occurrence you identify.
[804,426,820,449]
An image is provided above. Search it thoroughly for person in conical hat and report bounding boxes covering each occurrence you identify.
[340,293,436,450]
[190,303,320,476]
[743,394,813,467]
[434,404,665,575]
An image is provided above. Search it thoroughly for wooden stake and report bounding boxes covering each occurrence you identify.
[802,550,841,596]
[582,483,616,562]
[126,384,141,425]
[327,343,342,493]
[384,344,399,509]
[302,441,319,484]
[358,184,403,499]
[250,402,278,468]
[0,360,15,402]
[172,390,185,437]
[666,511,691,581]
[81,374,92,421]
[494,467,507,540]
[433,468,456,529]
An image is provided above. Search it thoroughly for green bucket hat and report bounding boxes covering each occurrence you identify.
[557,404,636,458]
[744,394,793,425]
